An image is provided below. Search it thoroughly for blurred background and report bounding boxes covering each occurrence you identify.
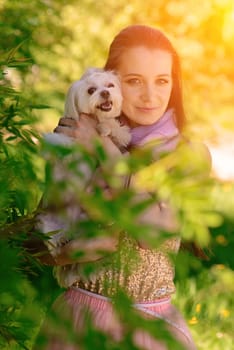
[0,0,234,349]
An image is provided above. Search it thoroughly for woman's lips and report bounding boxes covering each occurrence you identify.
[136,107,159,113]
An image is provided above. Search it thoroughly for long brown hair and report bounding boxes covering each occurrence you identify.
[104,24,186,131]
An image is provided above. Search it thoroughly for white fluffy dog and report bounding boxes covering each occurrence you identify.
[64,67,131,147]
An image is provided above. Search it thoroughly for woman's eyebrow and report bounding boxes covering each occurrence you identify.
[122,73,171,77]
[156,74,171,77]
[122,73,141,77]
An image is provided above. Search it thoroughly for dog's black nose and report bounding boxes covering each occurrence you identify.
[100,90,110,99]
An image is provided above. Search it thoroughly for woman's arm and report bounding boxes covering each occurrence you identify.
[36,114,123,265]
[50,235,118,265]
[130,191,179,249]
[131,140,212,249]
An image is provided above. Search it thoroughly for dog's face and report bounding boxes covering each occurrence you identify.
[64,69,122,120]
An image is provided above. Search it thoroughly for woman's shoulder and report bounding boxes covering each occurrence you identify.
[180,136,212,172]
[184,137,211,158]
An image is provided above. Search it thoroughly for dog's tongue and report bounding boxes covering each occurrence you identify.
[99,101,112,111]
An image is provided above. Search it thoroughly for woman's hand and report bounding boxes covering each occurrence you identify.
[54,114,99,151]
[50,236,118,265]
[138,200,179,232]
[54,114,122,157]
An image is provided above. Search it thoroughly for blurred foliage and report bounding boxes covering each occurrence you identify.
[0,0,234,349]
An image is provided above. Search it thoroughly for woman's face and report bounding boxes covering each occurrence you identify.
[117,46,173,127]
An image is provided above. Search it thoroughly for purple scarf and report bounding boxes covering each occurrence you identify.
[130,109,180,154]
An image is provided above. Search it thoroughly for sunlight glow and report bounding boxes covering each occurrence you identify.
[207,134,234,181]
[214,0,234,39]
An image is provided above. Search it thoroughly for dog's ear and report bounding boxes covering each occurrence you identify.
[81,67,103,79]
[64,81,81,120]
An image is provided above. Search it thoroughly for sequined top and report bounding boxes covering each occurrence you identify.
[54,232,180,302]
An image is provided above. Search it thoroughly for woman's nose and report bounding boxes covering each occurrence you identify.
[141,84,156,102]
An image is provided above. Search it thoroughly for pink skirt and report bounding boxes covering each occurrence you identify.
[40,287,196,350]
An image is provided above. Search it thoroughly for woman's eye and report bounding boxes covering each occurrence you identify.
[156,78,170,85]
[126,78,141,85]
[107,83,114,88]
[87,87,97,95]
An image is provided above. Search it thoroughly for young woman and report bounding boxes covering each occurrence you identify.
[35,25,208,349]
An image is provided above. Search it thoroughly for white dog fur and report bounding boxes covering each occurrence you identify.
[64,67,131,147]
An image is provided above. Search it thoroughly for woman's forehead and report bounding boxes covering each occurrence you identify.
[117,47,172,75]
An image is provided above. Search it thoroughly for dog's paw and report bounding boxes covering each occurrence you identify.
[97,123,111,137]
[118,126,131,146]
[111,125,131,147]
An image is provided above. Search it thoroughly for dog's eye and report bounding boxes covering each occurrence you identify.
[107,83,114,88]
[87,87,97,95]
